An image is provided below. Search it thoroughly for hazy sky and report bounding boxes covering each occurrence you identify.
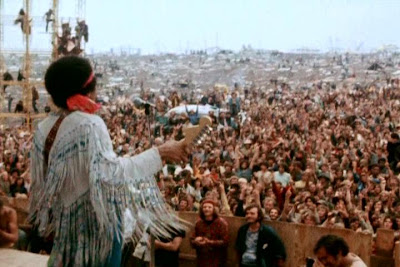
[3,0,400,54]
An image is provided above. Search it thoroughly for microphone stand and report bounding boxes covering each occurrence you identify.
[144,104,155,146]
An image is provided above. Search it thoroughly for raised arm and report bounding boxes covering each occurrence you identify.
[249,144,260,170]
[219,183,233,216]
[93,119,188,184]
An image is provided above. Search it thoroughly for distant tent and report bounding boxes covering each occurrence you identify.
[367,63,383,71]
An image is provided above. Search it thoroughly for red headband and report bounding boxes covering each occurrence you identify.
[82,72,94,88]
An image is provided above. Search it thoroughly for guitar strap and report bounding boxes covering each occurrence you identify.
[44,112,70,170]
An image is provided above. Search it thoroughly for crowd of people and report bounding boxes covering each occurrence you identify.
[139,81,400,239]
[0,124,32,199]
[1,79,400,236]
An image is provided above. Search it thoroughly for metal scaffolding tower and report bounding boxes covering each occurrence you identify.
[0,0,87,128]
[0,0,46,128]
[51,0,59,60]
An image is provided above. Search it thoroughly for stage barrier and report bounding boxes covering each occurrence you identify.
[178,212,372,267]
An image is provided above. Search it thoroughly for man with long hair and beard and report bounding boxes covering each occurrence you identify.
[236,204,286,267]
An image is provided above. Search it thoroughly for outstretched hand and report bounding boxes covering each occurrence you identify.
[157,140,191,163]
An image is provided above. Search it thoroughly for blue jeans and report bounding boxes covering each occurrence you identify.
[106,225,123,266]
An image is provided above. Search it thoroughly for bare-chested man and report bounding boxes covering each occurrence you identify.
[0,199,18,248]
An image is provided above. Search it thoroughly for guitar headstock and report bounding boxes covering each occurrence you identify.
[182,116,213,147]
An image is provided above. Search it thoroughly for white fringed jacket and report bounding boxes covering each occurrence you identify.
[29,111,182,266]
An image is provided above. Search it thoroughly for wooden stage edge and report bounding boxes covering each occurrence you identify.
[0,248,49,267]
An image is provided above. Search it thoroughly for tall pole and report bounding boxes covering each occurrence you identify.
[52,0,59,60]
[0,0,3,70]
[0,0,3,115]
[24,0,32,124]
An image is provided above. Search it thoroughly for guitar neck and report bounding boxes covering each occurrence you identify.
[182,116,212,146]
